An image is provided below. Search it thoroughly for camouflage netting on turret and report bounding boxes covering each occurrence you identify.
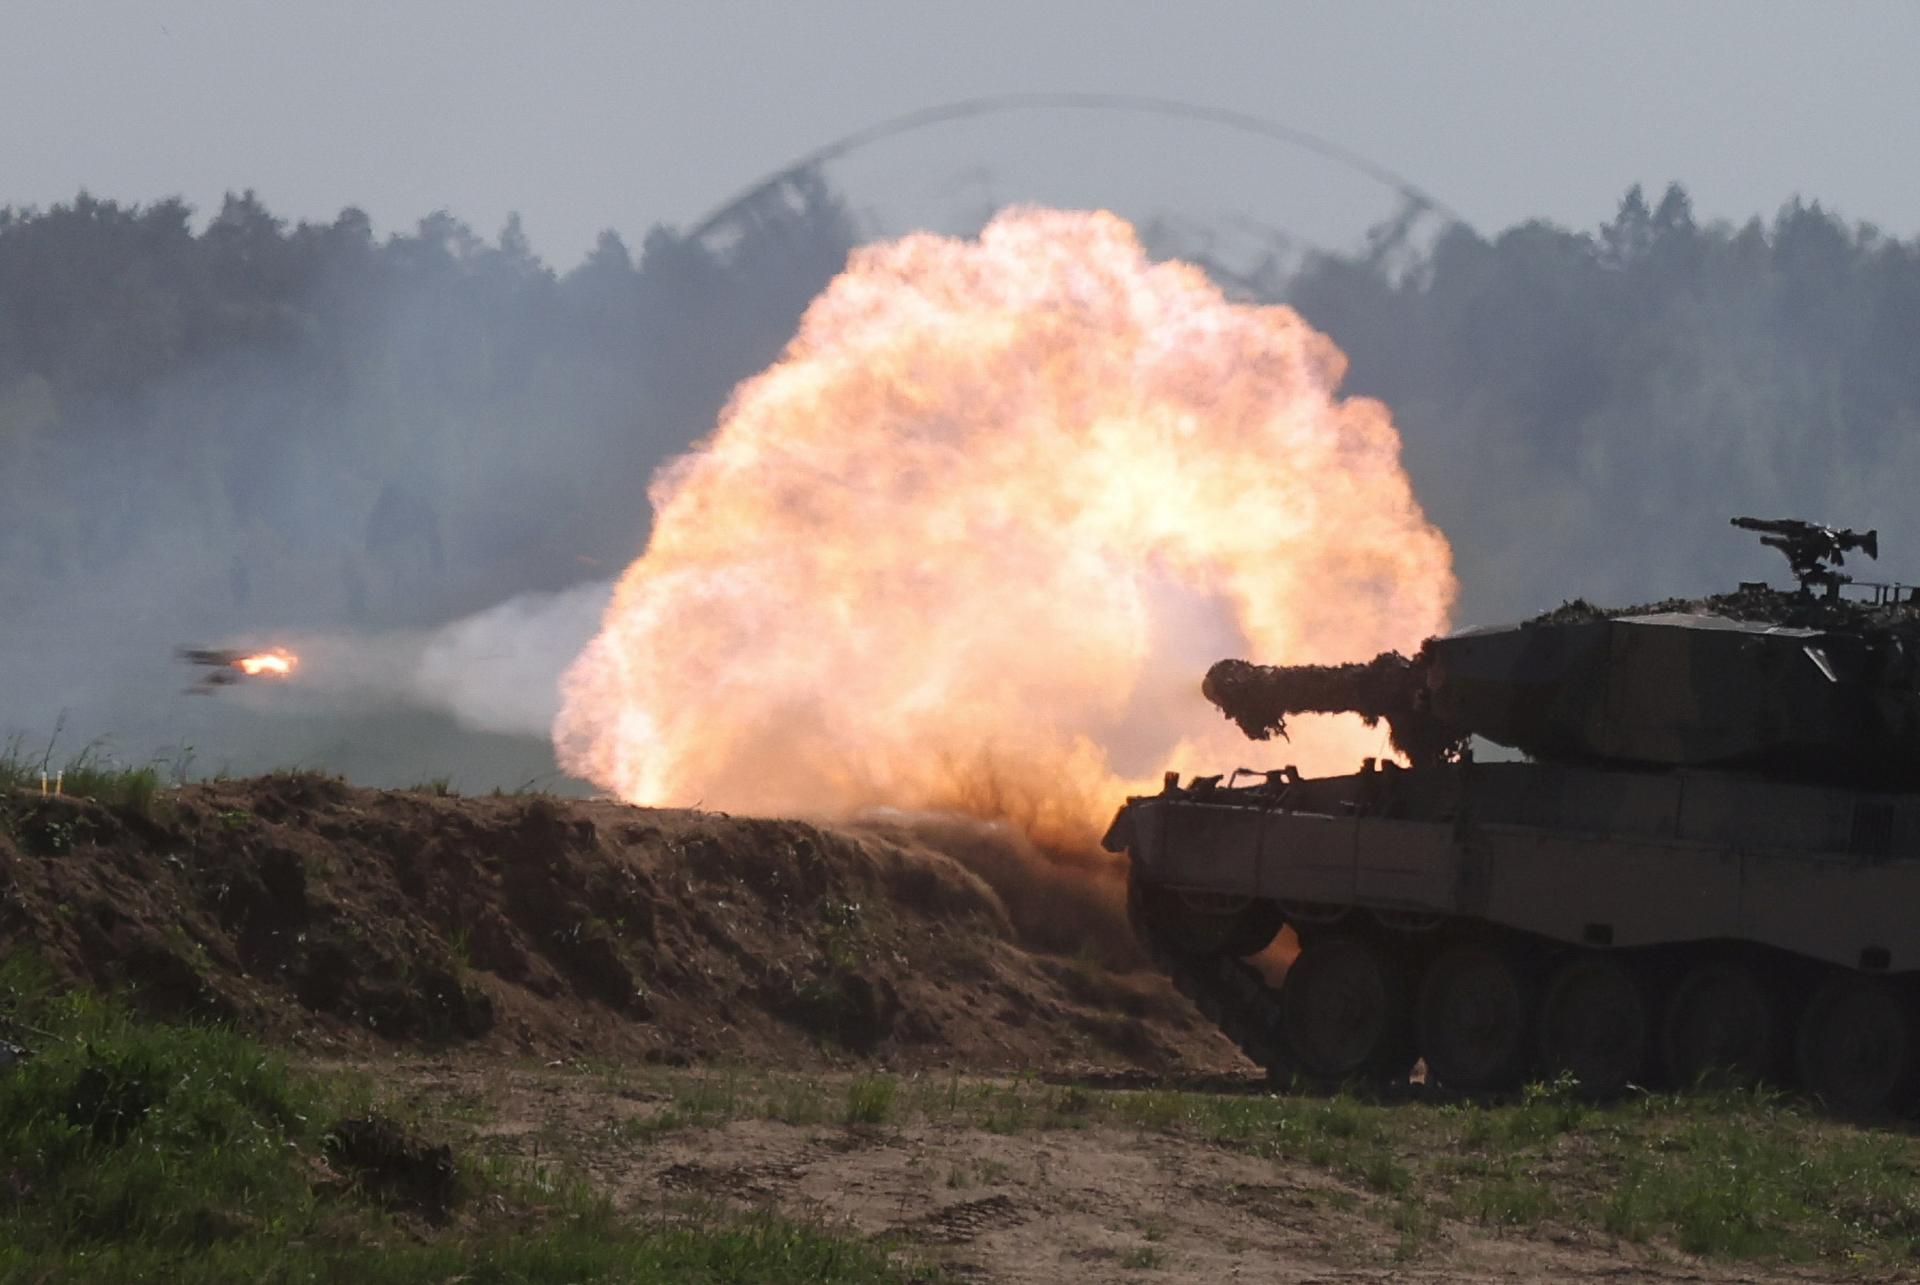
[1535,586,1920,639]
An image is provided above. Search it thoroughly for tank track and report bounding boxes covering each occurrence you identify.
[1134,874,1920,1111]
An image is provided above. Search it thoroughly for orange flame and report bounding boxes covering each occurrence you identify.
[557,208,1453,851]
[235,649,298,677]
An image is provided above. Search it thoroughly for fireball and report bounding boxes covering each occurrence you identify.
[235,649,298,677]
[557,207,1453,851]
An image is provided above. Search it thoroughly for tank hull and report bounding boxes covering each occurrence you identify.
[1112,761,1920,972]
[1108,762,1920,1106]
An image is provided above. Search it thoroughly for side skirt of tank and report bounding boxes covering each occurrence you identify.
[1128,781,1920,975]
[1129,879,1920,1111]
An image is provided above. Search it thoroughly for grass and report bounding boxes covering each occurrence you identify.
[0,957,920,1283]
[845,1076,897,1126]
[5,931,1901,1274]
[585,1062,1920,1268]
[0,734,187,820]
[0,738,397,826]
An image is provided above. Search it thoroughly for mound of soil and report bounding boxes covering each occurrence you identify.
[0,777,1238,1073]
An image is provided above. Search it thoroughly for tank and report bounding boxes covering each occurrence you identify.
[1105,518,1920,1108]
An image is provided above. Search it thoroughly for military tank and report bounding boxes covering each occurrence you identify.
[1105,518,1920,1108]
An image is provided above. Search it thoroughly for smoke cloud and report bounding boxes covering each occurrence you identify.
[409,582,612,737]
[556,207,1453,848]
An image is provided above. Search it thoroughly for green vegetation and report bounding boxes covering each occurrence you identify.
[844,1076,898,1126]
[779,900,895,1053]
[0,736,180,818]
[593,1063,1920,1269]
[0,958,917,1283]
[12,919,1911,1273]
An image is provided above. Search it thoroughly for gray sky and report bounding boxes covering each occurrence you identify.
[6,1,1919,262]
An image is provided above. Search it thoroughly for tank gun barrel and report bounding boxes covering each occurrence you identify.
[1202,651,1463,766]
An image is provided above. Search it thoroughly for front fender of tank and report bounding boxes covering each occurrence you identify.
[1104,798,1178,880]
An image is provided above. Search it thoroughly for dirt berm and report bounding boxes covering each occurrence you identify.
[0,776,1238,1072]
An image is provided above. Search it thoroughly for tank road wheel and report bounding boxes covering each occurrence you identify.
[1128,878,1281,960]
[1795,976,1912,1114]
[1537,956,1649,1100]
[1661,962,1777,1087]
[1418,944,1533,1094]
[1196,893,1284,958]
[1280,935,1411,1084]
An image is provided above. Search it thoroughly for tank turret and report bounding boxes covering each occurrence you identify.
[1203,518,1920,784]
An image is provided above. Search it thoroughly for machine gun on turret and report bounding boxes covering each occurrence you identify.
[1731,516,1878,597]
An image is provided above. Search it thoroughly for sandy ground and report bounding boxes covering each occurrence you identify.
[368,1057,1850,1284]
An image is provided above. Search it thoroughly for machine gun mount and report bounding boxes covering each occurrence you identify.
[1731,516,1878,596]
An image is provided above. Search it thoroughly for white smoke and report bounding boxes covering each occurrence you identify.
[260,581,613,742]
[408,581,612,736]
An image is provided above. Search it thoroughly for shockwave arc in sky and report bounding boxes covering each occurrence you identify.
[555,207,1453,849]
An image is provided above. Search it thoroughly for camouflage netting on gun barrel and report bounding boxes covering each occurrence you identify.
[1201,652,1462,766]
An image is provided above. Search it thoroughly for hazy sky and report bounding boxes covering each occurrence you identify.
[6,1,1919,262]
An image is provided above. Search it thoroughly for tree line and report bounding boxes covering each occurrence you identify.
[3,178,1916,637]
[1289,184,1920,620]
[0,179,855,630]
